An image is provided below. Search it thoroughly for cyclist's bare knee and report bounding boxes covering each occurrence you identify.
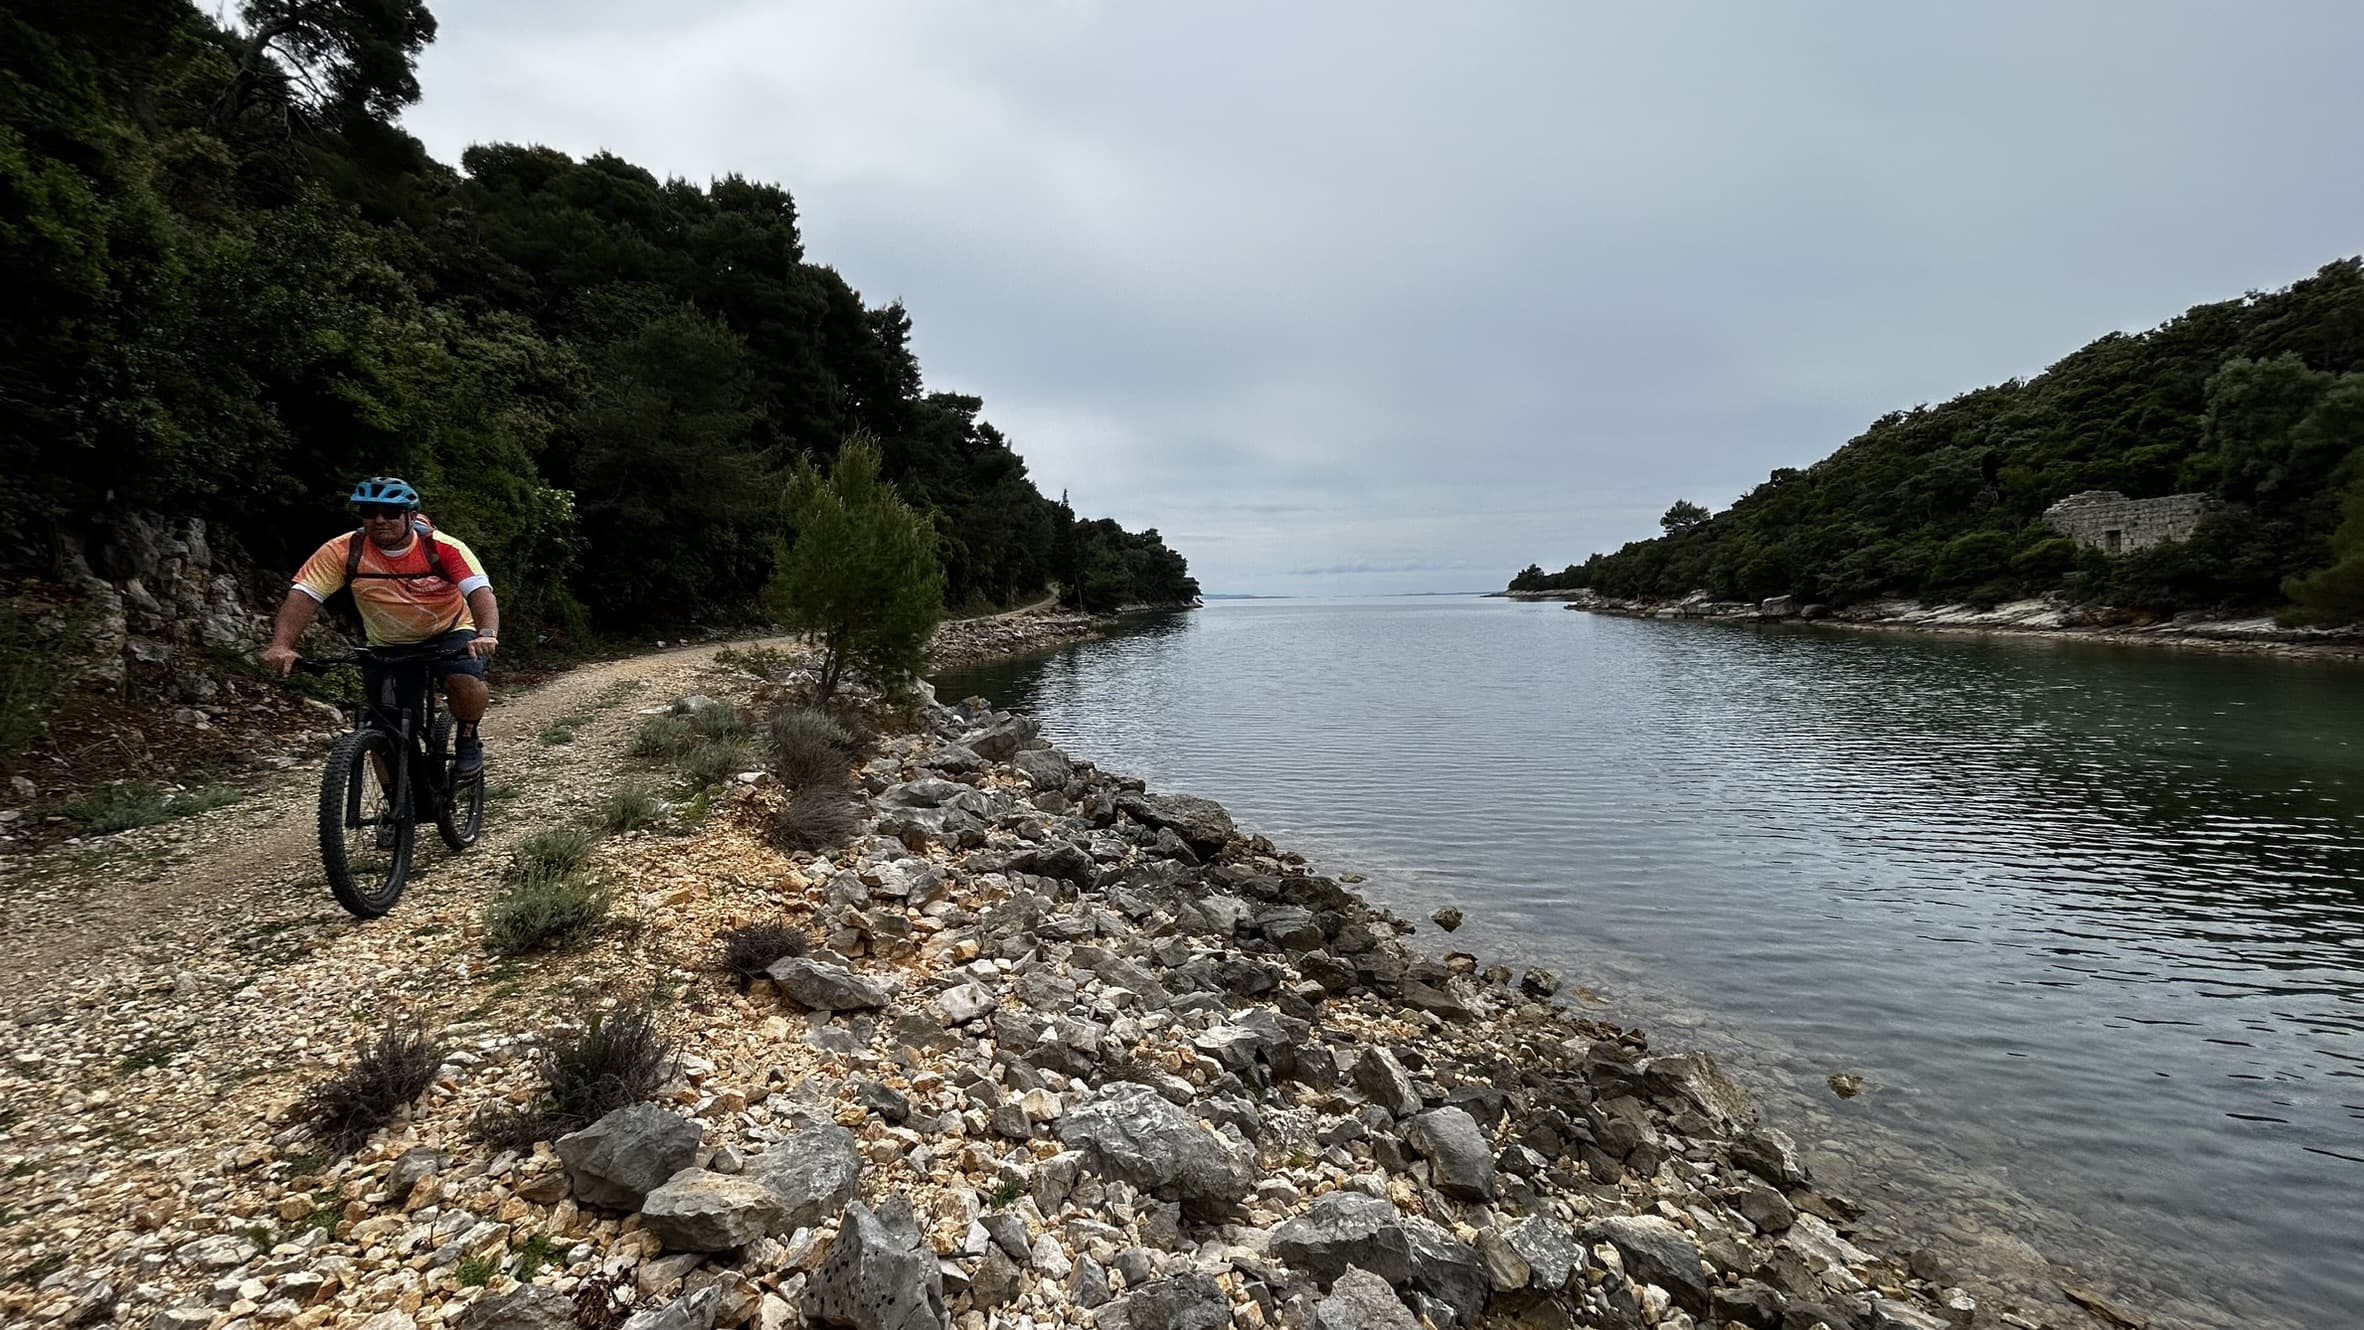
[444,673,489,722]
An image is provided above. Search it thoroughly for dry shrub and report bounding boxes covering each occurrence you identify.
[719,922,809,991]
[774,783,859,852]
[292,1026,443,1154]
[472,1003,675,1152]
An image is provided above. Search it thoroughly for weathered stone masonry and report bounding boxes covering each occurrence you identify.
[2041,490,2217,555]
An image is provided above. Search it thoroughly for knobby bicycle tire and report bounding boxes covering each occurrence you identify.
[430,713,485,851]
[319,728,412,918]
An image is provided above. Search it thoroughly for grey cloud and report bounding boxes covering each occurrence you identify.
[404,1,2364,593]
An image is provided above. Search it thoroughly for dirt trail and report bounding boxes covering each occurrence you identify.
[0,639,769,1006]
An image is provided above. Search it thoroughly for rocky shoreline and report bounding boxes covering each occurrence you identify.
[928,612,1118,672]
[1509,588,2364,660]
[2,662,2016,1330]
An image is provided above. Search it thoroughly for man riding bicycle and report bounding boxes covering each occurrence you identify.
[261,477,501,777]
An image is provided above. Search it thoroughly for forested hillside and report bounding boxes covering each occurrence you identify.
[1,0,1196,652]
[1510,259,2364,621]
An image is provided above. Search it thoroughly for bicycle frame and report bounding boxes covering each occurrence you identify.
[320,644,468,827]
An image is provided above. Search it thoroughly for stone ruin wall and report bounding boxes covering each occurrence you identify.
[2041,490,2217,555]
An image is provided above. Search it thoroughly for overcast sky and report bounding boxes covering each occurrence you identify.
[403,2,2364,595]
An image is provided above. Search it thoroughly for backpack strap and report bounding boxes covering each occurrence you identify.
[346,524,456,585]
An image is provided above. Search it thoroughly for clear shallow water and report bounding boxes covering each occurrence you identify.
[936,598,2364,1330]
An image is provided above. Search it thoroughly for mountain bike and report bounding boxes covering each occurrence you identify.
[298,643,486,917]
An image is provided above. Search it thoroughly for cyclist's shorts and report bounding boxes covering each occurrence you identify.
[362,630,485,721]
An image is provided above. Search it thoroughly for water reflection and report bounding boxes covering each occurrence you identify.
[937,600,2364,1329]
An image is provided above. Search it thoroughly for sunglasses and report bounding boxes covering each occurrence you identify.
[359,505,410,520]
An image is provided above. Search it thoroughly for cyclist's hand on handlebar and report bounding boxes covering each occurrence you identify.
[261,645,299,677]
[470,635,499,661]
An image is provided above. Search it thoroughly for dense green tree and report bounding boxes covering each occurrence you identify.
[765,438,944,702]
[0,2,1194,646]
[1659,499,1710,534]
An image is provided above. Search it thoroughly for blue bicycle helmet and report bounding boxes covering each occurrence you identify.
[349,476,420,509]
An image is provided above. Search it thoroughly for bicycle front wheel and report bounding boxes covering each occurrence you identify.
[319,729,412,917]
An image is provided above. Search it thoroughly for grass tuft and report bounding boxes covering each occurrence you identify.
[454,1253,497,1287]
[676,738,757,789]
[471,1002,676,1152]
[59,781,242,835]
[508,826,597,882]
[483,869,612,956]
[631,714,696,760]
[714,644,797,680]
[718,923,808,991]
[592,783,666,833]
[291,1026,444,1154]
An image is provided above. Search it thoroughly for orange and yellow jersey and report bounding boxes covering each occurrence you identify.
[292,529,491,646]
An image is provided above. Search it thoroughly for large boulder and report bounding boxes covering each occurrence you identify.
[1352,1048,1425,1119]
[1271,1193,1413,1286]
[766,957,895,1011]
[1399,1216,1488,1327]
[619,1285,723,1330]
[1501,1217,1580,1291]
[744,1125,864,1230]
[458,1288,578,1330]
[1114,792,1237,855]
[1587,1216,1707,1315]
[807,1198,945,1330]
[1113,1274,1231,1330]
[1639,1052,1755,1132]
[1405,1108,1495,1201]
[962,715,1040,762]
[1011,749,1072,790]
[1273,1195,1487,1327]
[1054,1082,1254,1215]
[556,1104,702,1210]
[1311,1268,1421,1330]
[641,1169,786,1251]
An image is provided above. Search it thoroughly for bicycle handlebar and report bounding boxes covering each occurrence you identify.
[295,643,473,674]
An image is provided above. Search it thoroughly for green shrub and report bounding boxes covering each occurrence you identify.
[508,826,597,882]
[677,738,757,789]
[484,870,613,955]
[0,605,60,762]
[631,714,697,760]
[766,705,854,789]
[714,644,797,680]
[61,782,171,833]
[58,781,242,834]
[686,702,749,742]
[472,1003,675,1152]
[454,1253,497,1287]
[592,784,667,833]
[290,1026,444,1154]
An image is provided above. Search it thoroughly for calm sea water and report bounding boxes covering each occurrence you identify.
[936,598,2364,1330]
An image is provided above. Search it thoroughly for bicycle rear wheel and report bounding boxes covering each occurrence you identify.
[430,713,484,851]
[319,729,412,917]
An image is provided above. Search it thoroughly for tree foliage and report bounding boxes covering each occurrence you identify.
[765,438,945,702]
[1512,261,2364,619]
[0,1,1192,644]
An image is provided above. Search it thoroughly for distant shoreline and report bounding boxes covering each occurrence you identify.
[1509,589,2364,661]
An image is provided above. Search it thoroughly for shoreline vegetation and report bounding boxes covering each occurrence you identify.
[1507,587,2364,660]
[0,639,2054,1330]
[1504,257,2364,632]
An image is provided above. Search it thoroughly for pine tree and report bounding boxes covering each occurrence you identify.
[765,436,945,702]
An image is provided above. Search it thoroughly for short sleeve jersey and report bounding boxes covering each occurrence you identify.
[292,528,491,646]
